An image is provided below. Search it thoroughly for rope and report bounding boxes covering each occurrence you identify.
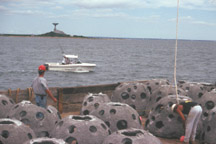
[174,0,180,104]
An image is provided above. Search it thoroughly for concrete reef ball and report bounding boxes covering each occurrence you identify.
[145,95,193,138]
[178,81,208,101]
[0,118,36,144]
[196,89,216,121]
[47,105,62,122]
[24,137,67,144]
[178,80,215,92]
[200,106,216,144]
[7,100,58,137]
[81,92,111,115]
[51,115,111,144]
[148,85,186,110]
[102,128,162,144]
[0,94,15,118]
[111,82,150,116]
[144,79,170,94]
[90,102,143,132]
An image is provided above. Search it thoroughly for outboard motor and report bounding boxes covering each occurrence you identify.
[44,64,49,70]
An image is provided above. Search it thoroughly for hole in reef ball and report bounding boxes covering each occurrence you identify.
[130,105,136,109]
[1,130,9,138]
[110,109,116,114]
[155,104,163,113]
[121,92,129,100]
[121,138,132,144]
[36,112,44,120]
[198,93,203,98]
[2,100,8,105]
[94,103,99,109]
[27,133,33,139]
[39,131,49,137]
[89,126,97,133]
[83,110,89,115]
[145,119,150,127]
[155,121,164,129]
[88,97,94,102]
[132,114,136,120]
[101,123,107,130]
[168,114,174,119]
[65,137,77,144]
[99,110,105,116]
[72,116,91,121]
[19,111,27,117]
[131,95,136,99]
[203,112,208,117]
[122,130,143,136]
[21,118,30,125]
[205,101,214,110]
[105,121,110,127]
[117,120,128,130]
[68,125,76,133]
[140,93,146,99]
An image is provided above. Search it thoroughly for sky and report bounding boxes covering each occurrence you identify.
[0,0,216,40]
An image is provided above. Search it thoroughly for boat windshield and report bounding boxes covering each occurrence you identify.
[62,55,81,64]
[70,58,81,64]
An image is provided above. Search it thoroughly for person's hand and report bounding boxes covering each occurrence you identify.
[53,98,57,103]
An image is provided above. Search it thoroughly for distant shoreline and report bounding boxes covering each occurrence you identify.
[0,34,88,39]
[0,34,215,42]
[0,34,124,40]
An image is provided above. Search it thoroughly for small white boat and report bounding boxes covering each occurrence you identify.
[44,54,96,73]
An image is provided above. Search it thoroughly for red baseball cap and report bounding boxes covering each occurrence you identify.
[38,65,46,71]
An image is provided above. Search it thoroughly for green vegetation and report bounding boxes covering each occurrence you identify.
[38,31,71,37]
[0,32,89,38]
[0,34,33,37]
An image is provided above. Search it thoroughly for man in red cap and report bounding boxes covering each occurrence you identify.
[31,65,57,108]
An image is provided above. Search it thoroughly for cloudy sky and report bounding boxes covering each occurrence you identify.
[0,0,216,40]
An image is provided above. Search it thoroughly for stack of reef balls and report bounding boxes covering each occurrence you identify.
[111,79,216,143]
[1,79,216,144]
[0,94,64,144]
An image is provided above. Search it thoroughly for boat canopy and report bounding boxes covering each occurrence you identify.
[63,54,78,59]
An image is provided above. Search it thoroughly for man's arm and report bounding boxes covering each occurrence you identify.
[176,106,186,127]
[40,78,57,103]
[46,89,57,102]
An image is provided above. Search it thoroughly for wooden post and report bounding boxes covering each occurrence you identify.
[8,88,12,97]
[15,88,20,103]
[57,88,63,114]
[27,88,33,102]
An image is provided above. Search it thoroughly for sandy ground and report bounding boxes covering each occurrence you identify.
[60,112,198,144]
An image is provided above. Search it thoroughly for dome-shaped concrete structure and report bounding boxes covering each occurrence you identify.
[7,101,58,137]
[0,94,15,118]
[90,102,143,132]
[145,95,194,138]
[81,93,110,115]
[51,115,110,144]
[103,128,162,144]
[111,82,150,116]
[0,118,36,144]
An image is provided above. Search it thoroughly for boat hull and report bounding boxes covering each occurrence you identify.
[45,63,96,73]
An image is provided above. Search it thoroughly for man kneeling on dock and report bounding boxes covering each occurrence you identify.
[31,65,57,108]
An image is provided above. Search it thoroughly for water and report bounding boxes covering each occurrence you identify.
[0,36,216,90]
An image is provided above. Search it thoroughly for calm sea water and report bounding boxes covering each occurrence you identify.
[0,36,216,90]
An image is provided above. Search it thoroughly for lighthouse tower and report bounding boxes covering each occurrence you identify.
[52,23,58,32]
